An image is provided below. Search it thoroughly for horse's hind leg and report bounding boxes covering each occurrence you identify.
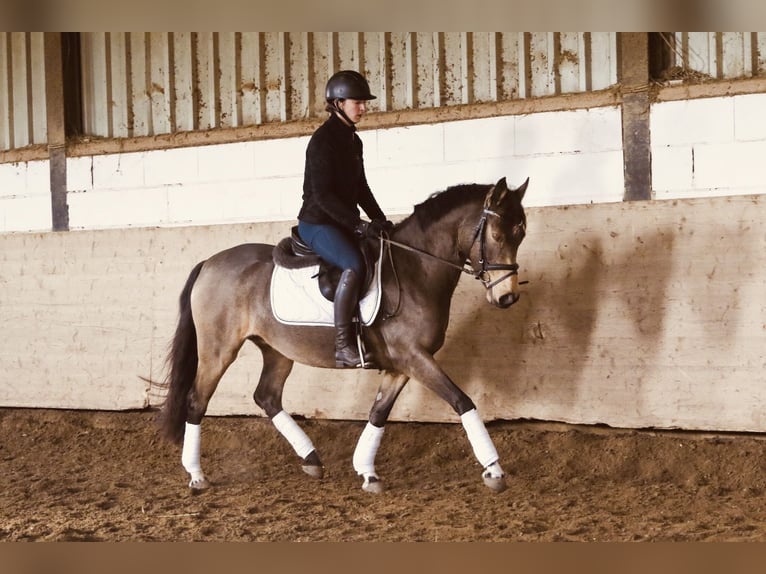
[182,347,241,491]
[352,371,410,493]
[252,340,324,479]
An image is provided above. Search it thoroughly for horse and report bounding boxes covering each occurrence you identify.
[157,175,529,494]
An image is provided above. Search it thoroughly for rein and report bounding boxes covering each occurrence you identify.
[382,237,474,275]
[379,209,526,319]
[383,209,521,287]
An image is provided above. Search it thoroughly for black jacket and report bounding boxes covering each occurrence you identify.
[298,113,385,232]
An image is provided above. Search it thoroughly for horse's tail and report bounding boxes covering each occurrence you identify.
[156,260,205,444]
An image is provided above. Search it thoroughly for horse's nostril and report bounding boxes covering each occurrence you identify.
[499,292,520,307]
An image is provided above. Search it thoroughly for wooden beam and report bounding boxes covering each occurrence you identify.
[619,33,652,202]
[44,32,69,231]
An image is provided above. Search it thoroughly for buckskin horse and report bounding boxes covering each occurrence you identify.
[157,176,529,494]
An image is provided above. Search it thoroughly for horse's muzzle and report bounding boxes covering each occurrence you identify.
[494,291,520,308]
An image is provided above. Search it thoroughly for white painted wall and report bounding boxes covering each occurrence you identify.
[652,92,766,199]
[5,94,766,235]
[0,159,51,232]
[0,106,626,234]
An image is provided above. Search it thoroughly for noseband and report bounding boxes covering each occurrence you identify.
[469,209,520,290]
[383,208,521,291]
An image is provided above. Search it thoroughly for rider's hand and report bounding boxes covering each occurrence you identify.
[369,218,393,237]
[354,220,370,238]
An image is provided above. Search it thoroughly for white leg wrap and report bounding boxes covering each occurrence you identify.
[271,410,316,459]
[181,422,204,480]
[461,408,499,469]
[352,422,385,476]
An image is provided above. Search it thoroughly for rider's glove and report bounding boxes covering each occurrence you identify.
[353,220,370,238]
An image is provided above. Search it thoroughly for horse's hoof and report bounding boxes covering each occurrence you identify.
[188,476,210,493]
[361,475,384,494]
[301,451,324,479]
[482,473,507,493]
[302,464,324,479]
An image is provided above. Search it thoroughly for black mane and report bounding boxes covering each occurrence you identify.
[412,183,491,229]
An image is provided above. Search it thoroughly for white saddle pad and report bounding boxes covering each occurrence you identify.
[270,246,383,327]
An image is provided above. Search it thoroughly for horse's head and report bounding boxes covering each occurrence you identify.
[472,176,528,308]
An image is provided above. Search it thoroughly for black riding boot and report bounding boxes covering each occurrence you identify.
[334,269,373,368]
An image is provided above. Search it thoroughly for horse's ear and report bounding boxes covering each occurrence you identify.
[485,177,509,208]
[515,177,529,202]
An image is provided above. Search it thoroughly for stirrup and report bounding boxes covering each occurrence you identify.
[356,335,376,369]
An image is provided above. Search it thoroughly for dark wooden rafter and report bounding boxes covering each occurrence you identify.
[619,33,652,202]
[44,32,69,231]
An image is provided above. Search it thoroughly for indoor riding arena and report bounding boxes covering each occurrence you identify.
[2,32,766,542]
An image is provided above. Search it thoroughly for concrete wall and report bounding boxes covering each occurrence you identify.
[0,159,51,232]
[1,105,625,233]
[2,95,766,431]
[1,194,764,432]
[5,92,766,234]
[652,92,766,199]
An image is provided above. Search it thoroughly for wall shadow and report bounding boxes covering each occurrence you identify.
[437,218,681,425]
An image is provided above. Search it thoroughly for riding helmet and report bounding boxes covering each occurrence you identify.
[325,70,376,101]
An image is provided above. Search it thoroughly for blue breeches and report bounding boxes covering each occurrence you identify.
[297,221,365,278]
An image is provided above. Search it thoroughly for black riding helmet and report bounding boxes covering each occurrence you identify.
[325,70,377,101]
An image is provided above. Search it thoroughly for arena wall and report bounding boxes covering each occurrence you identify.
[5,91,766,234]
[2,90,766,430]
[1,104,625,233]
[1,193,764,432]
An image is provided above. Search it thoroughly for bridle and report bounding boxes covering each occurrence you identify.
[469,208,521,289]
[377,207,527,320]
[382,208,522,291]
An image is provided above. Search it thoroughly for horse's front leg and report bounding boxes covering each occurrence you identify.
[352,371,410,493]
[252,343,324,479]
[404,350,508,493]
[460,408,507,493]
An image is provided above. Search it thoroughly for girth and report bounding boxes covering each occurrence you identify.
[272,226,377,302]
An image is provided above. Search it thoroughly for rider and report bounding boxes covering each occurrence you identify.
[297,70,393,369]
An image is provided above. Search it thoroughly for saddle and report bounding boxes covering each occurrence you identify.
[272,226,378,302]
